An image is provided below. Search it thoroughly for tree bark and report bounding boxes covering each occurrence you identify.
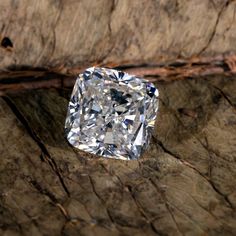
[0,0,236,71]
[1,74,236,235]
[1,1,236,235]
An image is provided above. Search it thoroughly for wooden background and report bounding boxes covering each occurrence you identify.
[1,0,236,70]
[0,1,236,235]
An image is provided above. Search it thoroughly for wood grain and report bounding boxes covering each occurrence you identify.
[1,1,236,235]
[0,0,236,71]
[0,74,236,235]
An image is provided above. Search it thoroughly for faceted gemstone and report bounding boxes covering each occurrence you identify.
[65,67,159,160]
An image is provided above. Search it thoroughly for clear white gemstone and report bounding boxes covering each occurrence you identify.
[65,67,159,160]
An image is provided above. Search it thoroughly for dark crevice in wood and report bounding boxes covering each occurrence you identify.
[183,129,235,210]
[160,99,235,211]
[209,180,234,210]
[166,200,207,234]
[154,136,235,210]
[149,178,185,236]
[198,1,230,55]
[2,95,70,197]
[126,184,162,235]
[25,175,58,203]
[158,99,235,211]
[114,63,158,70]
[212,85,235,108]
[100,163,165,235]
[197,138,235,210]
[88,175,116,226]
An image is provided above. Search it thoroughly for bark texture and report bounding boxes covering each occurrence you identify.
[1,1,236,235]
[1,74,236,236]
[1,0,236,70]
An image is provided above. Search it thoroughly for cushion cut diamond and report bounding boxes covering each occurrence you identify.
[65,67,159,160]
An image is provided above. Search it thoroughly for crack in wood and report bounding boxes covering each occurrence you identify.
[166,183,219,221]
[100,163,167,235]
[194,136,235,210]
[212,85,235,108]
[198,0,230,55]
[154,136,235,210]
[2,96,70,198]
[166,102,235,210]
[149,178,185,236]
[88,175,116,227]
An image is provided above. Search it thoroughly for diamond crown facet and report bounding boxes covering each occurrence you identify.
[65,67,159,160]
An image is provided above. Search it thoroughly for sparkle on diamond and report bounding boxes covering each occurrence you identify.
[65,67,159,160]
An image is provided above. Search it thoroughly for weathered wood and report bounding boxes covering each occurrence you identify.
[0,0,236,71]
[0,54,235,94]
[1,0,236,235]
[0,74,236,235]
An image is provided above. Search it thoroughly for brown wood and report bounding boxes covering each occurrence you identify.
[0,54,235,94]
[1,0,236,235]
[0,74,236,235]
[0,0,236,71]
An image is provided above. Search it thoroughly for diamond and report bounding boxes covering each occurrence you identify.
[65,67,159,160]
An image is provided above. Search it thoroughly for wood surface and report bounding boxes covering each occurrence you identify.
[1,0,236,235]
[1,74,236,235]
[0,0,236,71]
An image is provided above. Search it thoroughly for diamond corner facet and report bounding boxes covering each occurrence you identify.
[65,67,159,160]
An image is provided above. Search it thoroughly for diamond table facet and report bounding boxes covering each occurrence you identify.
[65,67,159,160]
